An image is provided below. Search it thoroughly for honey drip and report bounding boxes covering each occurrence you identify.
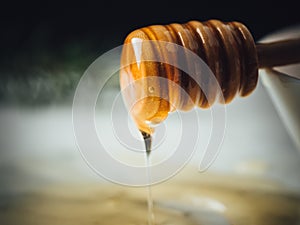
[142,131,155,225]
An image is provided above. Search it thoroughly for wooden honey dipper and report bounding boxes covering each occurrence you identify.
[120,19,300,134]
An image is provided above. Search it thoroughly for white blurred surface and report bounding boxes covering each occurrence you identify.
[0,77,300,194]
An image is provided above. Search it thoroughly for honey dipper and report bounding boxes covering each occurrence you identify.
[120,20,300,134]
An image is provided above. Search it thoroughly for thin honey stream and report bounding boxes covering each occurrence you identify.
[142,131,155,225]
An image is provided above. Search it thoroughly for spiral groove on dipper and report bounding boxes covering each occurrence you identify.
[167,20,258,105]
[120,20,259,133]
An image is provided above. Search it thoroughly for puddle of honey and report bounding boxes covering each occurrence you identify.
[1,168,300,225]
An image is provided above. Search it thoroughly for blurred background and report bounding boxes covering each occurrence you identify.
[0,3,300,225]
[0,5,299,105]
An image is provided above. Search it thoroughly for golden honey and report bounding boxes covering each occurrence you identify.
[120,20,258,134]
